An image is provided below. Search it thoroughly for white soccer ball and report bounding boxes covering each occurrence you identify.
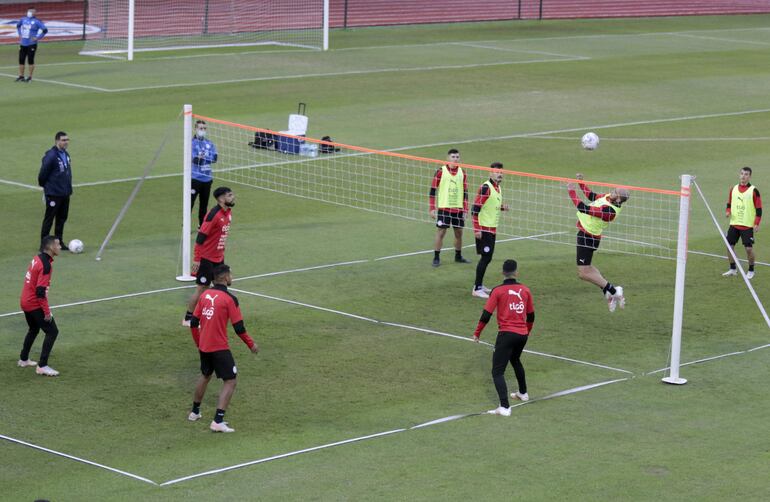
[68,239,84,254]
[581,132,600,151]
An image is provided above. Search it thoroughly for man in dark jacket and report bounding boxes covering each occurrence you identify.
[38,132,73,250]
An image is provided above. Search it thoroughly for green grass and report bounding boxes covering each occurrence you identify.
[1,14,770,501]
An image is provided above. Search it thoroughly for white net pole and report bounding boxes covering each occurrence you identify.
[662,175,692,385]
[323,0,330,51]
[177,104,195,282]
[127,0,135,61]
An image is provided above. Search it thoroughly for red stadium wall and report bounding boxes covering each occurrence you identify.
[2,1,770,45]
[332,0,770,27]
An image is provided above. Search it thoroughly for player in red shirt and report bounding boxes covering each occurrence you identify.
[472,259,535,417]
[188,264,258,433]
[183,186,235,327]
[18,235,62,376]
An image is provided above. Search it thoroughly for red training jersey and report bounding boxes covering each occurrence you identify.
[429,164,469,214]
[190,284,254,353]
[194,205,232,263]
[726,183,762,230]
[20,253,54,316]
[474,279,535,337]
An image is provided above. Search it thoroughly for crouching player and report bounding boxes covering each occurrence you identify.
[188,265,259,433]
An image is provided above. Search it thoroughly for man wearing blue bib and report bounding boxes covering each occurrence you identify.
[191,120,219,227]
[16,7,47,82]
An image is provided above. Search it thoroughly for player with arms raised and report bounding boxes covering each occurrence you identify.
[188,265,259,433]
[567,174,629,312]
[183,187,235,326]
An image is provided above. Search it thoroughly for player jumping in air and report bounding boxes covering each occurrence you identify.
[567,174,629,312]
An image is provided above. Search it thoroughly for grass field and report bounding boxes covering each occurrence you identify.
[1,14,770,501]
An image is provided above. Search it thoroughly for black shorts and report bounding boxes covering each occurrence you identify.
[475,231,496,256]
[576,231,601,266]
[19,44,37,65]
[726,226,754,248]
[200,349,237,380]
[196,258,224,286]
[436,209,465,229]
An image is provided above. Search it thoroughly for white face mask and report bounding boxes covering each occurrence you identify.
[196,129,206,138]
[27,10,35,18]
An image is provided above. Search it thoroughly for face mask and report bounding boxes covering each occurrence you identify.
[27,11,34,18]
[196,129,206,138]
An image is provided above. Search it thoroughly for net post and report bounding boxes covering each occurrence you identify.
[127,0,135,61]
[323,0,330,51]
[663,174,692,385]
[177,105,195,282]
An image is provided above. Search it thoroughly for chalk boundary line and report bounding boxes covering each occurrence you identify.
[3,261,768,487]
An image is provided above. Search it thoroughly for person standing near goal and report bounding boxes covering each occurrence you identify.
[191,120,219,228]
[723,166,762,279]
[15,7,47,82]
[183,187,235,327]
[472,259,535,417]
[471,163,509,298]
[429,149,471,267]
[188,265,259,433]
[18,236,62,377]
[567,174,629,312]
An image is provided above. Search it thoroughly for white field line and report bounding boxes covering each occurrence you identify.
[646,351,748,375]
[511,134,770,142]
[688,249,770,267]
[230,287,633,374]
[374,232,565,261]
[0,178,40,190]
[0,72,111,92]
[451,41,589,59]
[0,284,195,319]
[534,377,629,400]
[234,260,369,281]
[106,58,586,93]
[389,107,770,153]
[159,429,407,486]
[523,350,634,375]
[0,434,157,485]
[0,230,555,318]
[671,32,770,47]
[747,343,770,352]
[161,375,628,486]
[2,24,768,71]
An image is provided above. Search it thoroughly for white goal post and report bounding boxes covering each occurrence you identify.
[80,0,330,61]
[178,105,694,382]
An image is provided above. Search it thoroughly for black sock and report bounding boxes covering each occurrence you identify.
[749,264,755,272]
[434,251,440,260]
[730,263,737,270]
[214,409,225,424]
[192,402,201,414]
[455,250,462,259]
[184,311,193,321]
[602,283,617,296]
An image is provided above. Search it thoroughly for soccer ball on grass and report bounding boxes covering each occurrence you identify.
[68,239,84,254]
[581,132,600,151]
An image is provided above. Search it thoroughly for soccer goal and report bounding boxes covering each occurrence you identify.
[80,0,330,60]
[178,106,693,383]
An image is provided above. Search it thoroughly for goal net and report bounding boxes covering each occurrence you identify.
[179,107,692,382]
[80,0,329,60]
